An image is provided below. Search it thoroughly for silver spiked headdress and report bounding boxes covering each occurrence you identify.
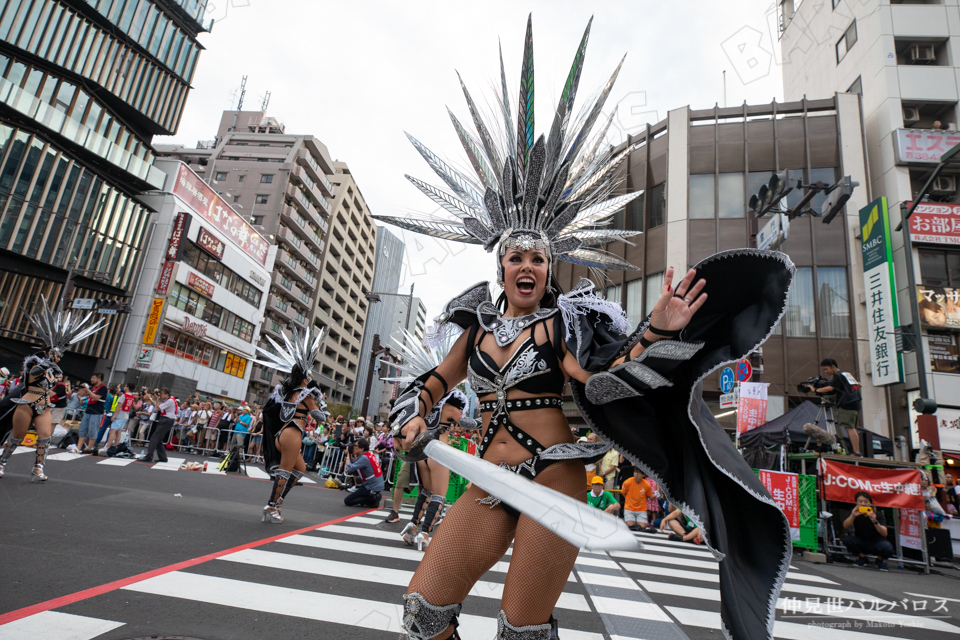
[27,295,107,356]
[374,15,644,280]
[254,326,327,376]
[381,330,468,413]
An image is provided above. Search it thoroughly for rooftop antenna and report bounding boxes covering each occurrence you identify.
[228,75,247,133]
[261,90,271,112]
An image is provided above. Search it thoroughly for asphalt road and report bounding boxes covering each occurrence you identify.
[2,449,960,640]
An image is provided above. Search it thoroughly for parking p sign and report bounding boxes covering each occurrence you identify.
[719,367,735,394]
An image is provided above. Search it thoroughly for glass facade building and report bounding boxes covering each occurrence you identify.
[0,0,207,374]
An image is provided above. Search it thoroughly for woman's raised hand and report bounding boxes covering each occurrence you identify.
[649,266,707,334]
[394,416,427,453]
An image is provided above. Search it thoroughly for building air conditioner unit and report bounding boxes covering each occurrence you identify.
[932,175,957,195]
[902,106,921,125]
[908,43,936,64]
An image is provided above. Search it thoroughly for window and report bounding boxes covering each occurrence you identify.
[215,171,227,181]
[689,174,715,219]
[817,267,850,338]
[605,284,621,303]
[255,194,268,204]
[626,279,644,326]
[627,197,643,231]
[232,195,240,203]
[784,267,816,337]
[251,215,263,225]
[718,173,745,219]
[648,183,665,228]
[919,248,960,287]
[847,76,862,96]
[645,271,664,315]
[836,21,857,63]
[260,174,273,183]
[238,174,245,182]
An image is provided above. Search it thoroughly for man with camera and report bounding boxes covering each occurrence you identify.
[841,491,893,571]
[804,358,862,456]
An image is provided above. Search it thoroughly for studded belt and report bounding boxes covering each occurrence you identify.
[478,397,563,413]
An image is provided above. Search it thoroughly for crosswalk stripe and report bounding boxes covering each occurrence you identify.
[0,611,124,640]
[219,549,590,612]
[619,562,838,588]
[776,599,960,634]
[96,458,135,466]
[46,452,84,461]
[639,579,895,607]
[329,523,519,559]
[592,596,673,622]
[278,534,575,581]
[667,605,914,640]
[151,457,184,470]
[610,550,720,571]
[244,466,272,479]
[122,571,604,640]
[633,536,717,556]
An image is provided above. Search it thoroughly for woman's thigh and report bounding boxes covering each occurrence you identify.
[501,458,585,627]
[407,483,517,604]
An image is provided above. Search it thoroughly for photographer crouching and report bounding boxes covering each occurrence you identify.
[802,358,863,456]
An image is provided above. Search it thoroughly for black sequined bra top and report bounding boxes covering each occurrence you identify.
[466,313,566,404]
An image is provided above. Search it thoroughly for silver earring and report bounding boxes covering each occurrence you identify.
[496,269,504,287]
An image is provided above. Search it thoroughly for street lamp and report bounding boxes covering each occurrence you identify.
[361,283,416,416]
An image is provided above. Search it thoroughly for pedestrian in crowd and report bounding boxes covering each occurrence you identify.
[75,373,107,454]
[48,375,69,429]
[139,389,178,463]
[583,433,601,486]
[90,383,117,453]
[218,406,235,453]
[192,401,211,454]
[65,384,82,422]
[248,408,264,460]
[105,382,135,450]
[204,402,223,454]
[343,437,384,508]
[841,491,893,570]
[374,423,394,473]
[597,442,619,491]
[135,394,155,443]
[301,418,317,467]
[620,468,655,531]
[233,406,252,451]
[646,474,662,526]
[174,400,194,450]
[661,504,703,544]
[586,476,619,515]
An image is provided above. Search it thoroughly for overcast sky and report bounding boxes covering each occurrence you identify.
[158,0,788,322]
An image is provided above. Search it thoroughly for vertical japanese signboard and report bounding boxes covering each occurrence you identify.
[860,197,902,385]
[736,382,768,434]
[142,299,165,345]
[759,470,800,541]
[898,508,923,550]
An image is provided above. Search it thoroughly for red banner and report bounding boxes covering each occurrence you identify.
[908,202,960,246]
[819,459,924,510]
[899,508,923,550]
[166,212,190,261]
[156,261,176,296]
[737,382,767,434]
[173,163,269,266]
[759,470,800,540]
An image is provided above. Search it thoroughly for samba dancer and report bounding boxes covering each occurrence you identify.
[0,297,104,481]
[375,16,794,640]
[254,327,329,524]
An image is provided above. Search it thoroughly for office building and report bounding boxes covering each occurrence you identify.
[157,111,378,405]
[554,95,876,435]
[113,159,275,401]
[353,226,404,414]
[780,0,960,453]
[0,0,209,377]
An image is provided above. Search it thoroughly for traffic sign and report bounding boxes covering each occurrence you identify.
[735,359,753,382]
[719,367,735,393]
[72,298,96,310]
[720,387,740,409]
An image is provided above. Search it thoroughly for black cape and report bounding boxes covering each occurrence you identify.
[570,249,794,640]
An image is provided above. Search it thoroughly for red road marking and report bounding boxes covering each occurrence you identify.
[0,507,379,625]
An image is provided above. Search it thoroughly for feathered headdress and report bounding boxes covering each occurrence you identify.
[374,15,643,281]
[254,326,327,376]
[27,295,106,356]
[381,330,467,413]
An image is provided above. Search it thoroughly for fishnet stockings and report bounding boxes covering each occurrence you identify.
[406,458,585,638]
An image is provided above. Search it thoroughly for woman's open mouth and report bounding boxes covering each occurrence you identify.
[516,276,536,295]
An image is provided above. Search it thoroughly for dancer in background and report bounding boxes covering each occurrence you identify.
[377,15,794,640]
[254,328,329,524]
[0,297,104,481]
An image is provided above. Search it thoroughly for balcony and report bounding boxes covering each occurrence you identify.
[267,294,296,324]
[260,318,284,341]
[278,227,320,269]
[276,249,315,288]
[250,363,284,389]
[291,165,334,212]
[297,149,336,196]
[271,270,294,293]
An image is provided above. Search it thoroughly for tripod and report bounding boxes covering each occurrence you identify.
[803,397,842,453]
